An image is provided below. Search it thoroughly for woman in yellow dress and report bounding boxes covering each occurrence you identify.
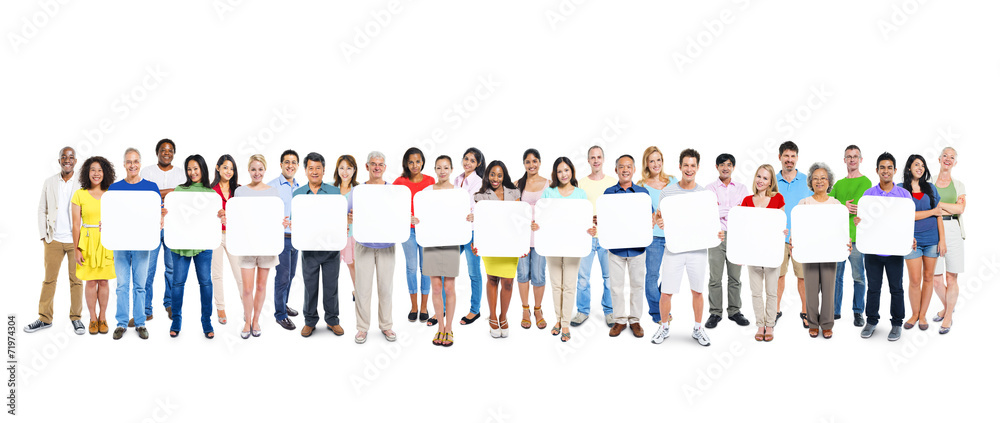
[72,156,117,335]
[471,160,522,339]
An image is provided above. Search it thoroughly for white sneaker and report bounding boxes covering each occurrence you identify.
[570,312,589,327]
[604,314,614,327]
[692,327,711,346]
[651,324,670,344]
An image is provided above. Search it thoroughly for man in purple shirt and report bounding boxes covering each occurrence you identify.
[857,152,916,342]
[705,153,750,328]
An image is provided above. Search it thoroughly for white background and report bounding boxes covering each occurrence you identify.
[2,1,997,421]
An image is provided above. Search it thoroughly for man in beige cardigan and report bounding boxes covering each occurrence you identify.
[26,147,85,335]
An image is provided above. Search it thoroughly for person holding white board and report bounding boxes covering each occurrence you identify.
[931,147,965,335]
[856,152,916,342]
[650,149,723,347]
[705,153,750,329]
[738,164,786,342]
[471,160,521,339]
[530,157,597,342]
[233,155,282,339]
[455,147,486,327]
[515,149,549,331]
[209,154,243,327]
[637,146,677,326]
[394,147,436,324]
[334,155,360,303]
[603,155,653,339]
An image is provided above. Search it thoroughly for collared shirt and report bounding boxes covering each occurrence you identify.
[862,182,910,199]
[777,169,813,243]
[293,182,340,197]
[454,172,483,210]
[604,182,652,258]
[140,165,186,193]
[53,176,77,243]
[268,176,299,234]
[706,178,749,231]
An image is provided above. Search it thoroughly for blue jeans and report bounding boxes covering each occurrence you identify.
[169,250,214,334]
[145,229,173,315]
[458,232,483,314]
[516,247,546,286]
[834,242,866,315]
[644,236,665,321]
[114,250,149,328]
[273,237,298,320]
[402,228,431,295]
[576,238,612,315]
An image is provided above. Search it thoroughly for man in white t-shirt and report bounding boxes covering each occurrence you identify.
[139,138,185,321]
[572,145,618,327]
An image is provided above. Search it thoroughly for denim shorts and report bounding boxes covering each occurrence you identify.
[904,244,939,260]
[516,247,546,286]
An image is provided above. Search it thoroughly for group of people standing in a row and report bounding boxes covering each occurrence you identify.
[26,139,966,347]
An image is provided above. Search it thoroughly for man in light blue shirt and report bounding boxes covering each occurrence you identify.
[775,141,812,328]
[269,149,301,330]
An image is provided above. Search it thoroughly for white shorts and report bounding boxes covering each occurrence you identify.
[660,249,708,295]
[934,219,964,274]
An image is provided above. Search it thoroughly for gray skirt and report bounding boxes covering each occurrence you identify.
[422,246,461,277]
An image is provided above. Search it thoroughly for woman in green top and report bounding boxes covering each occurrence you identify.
[932,147,966,334]
[531,157,596,342]
[162,155,224,339]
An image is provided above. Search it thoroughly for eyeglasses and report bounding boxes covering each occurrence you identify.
[844,155,860,160]
[368,163,386,168]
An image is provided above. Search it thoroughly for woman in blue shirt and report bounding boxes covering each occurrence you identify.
[901,154,944,331]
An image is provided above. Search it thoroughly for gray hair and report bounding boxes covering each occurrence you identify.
[941,146,957,157]
[366,151,386,164]
[124,147,141,161]
[807,162,834,193]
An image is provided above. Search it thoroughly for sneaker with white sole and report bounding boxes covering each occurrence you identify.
[570,312,589,327]
[72,320,85,335]
[692,327,711,346]
[860,323,876,339]
[23,320,51,333]
[604,314,614,327]
[651,324,670,344]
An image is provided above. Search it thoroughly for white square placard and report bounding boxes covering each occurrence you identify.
[100,190,162,251]
[414,189,472,247]
[291,194,348,251]
[163,192,222,251]
[596,193,652,250]
[473,201,531,257]
[791,204,850,263]
[534,198,593,257]
[856,196,916,256]
[352,184,411,244]
[661,190,721,253]
[226,197,285,256]
[726,206,786,267]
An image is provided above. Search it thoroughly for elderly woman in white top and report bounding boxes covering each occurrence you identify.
[931,147,966,334]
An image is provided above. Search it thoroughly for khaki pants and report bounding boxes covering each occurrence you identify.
[609,253,645,325]
[748,266,779,327]
[548,256,580,328]
[39,240,83,323]
[355,244,395,332]
[211,232,244,310]
[805,262,836,330]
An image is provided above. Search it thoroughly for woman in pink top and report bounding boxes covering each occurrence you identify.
[393,147,436,324]
[335,155,360,301]
[454,147,486,326]
[515,148,549,330]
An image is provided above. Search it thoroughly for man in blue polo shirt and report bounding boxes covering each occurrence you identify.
[603,155,654,338]
[270,149,301,330]
[857,152,916,342]
[776,141,812,328]
[108,148,161,340]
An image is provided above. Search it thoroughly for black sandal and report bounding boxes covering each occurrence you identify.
[426,317,438,326]
[799,313,808,329]
[205,332,215,339]
[408,311,418,322]
[419,312,429,323]
[169,330,179,338]
[460,313,480,325]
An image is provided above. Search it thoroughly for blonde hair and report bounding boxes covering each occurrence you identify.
[249,154,267,170]
[753,164,780,196]
[638,146,675,186]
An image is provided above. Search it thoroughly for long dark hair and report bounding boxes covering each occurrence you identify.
[549,157,578,188]
[903,154,936,208]
[180,154,211,188]
[463,147,486,178]
[211,154,239,197]
[400,147,426,179]
[516,148,541,193]
[477,160,517,195]
[79,156,116,191]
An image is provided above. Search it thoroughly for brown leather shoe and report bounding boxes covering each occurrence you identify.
[327,324,344,336]
[301,325,314,337]
[629,322,644,337]
[98,320,109,334]
[609,323,626,337]
[809,328,819,338]
[822,329,833,339]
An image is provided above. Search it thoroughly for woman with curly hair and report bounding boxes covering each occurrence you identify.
[71,156,117,335]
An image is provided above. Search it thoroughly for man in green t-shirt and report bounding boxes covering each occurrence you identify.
[828,145,872,327]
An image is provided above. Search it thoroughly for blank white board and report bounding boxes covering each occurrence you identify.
[661,190,721,253]
[534,198,592,257]
[414,189,472,247]
[473,201,531,257]
[100,190,162,251]
[791,204,850,263]
[226,197,285,256]
[856,196,916,256]
[291,195,348,251]
[726,206,786,267]
[163,192,221,251]
[597,193,652,250]
[351,184,412,244]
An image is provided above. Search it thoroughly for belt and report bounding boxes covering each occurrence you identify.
[942,215,957,221]
[284,233,292,238]
[82,224,100,228]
